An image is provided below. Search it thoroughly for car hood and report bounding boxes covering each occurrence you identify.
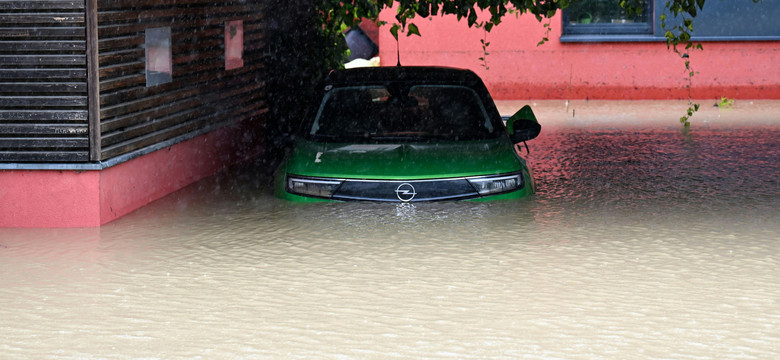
[284,138,523,179]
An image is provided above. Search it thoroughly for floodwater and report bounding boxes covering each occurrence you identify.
[1,101,779,359]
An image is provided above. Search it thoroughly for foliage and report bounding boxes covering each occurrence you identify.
[265,0,751,148]
[320,1,709,40]
[263,0,338,166]
[479,28,490,70]
[659,0,705,128]
[303,0,719,75]
[312,1,717,126]
[716,97,735,109]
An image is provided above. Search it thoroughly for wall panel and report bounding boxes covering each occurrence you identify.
[96,0,266,161]
[0,0,89,162]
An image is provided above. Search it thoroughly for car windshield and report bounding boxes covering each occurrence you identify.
[308,85,499,142]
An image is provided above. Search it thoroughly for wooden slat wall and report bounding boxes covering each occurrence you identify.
[0,0,90,162]
[96,0,266,160]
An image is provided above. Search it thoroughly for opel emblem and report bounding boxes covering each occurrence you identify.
[395,183,416,202]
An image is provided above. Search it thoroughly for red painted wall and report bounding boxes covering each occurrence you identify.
[98,120,258,224]
[0,170,101,228]
[1,120,262,228]
[378,10,780,100]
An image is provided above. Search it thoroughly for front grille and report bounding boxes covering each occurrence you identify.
[333,178,479,202]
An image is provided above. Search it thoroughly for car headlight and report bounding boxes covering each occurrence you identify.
[467,173,523,196]
[286,176,343,198]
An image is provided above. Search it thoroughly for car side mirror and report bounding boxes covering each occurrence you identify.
[506,105,541,143]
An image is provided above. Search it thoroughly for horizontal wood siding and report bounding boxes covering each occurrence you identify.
[0,0,89,162]
[97,0,267,160]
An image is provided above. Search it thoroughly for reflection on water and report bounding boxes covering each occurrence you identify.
[1,124,779,359]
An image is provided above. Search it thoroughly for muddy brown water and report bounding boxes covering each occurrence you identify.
[1,102,779,359]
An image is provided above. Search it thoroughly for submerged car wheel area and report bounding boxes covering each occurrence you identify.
[274,66,541,203]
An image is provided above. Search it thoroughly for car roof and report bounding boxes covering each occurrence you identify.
[324,66,486,88]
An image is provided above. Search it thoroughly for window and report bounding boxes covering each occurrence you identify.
[145,27,172,86]
[562,0,780,42]
[563,0,652,37]
[225,20,244,70]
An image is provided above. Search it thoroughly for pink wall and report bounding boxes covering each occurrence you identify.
[378,10,780,100]
[0,170,101,228]
[1,120,262,228]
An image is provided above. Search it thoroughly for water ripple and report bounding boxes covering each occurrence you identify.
[1,126,778,359]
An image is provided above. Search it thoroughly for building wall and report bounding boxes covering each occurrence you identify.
[95,0,267,161]
[1,0,268,228]
[0,1,90,162]
[0,170,100,228]
[0,116,260,228]
[377,9,780,100]
[0,0,267,163]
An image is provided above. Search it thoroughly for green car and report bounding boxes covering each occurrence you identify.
[274,66,541,202]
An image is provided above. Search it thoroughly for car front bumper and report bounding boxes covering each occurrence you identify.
[279,171,531,203]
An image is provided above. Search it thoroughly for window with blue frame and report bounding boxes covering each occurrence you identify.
[563,0,652,36]
[561,0,780,42]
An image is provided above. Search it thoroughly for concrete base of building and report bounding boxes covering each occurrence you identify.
[1,120,263,228]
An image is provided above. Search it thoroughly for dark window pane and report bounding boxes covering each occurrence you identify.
[563,0,652,35]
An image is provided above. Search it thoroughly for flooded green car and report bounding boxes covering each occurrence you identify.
[274,66,541,202]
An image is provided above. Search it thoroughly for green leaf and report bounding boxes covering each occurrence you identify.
[390,23,400,40]
[684,18,693,31]
[468,8,478,26]
[407,23,420,37]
